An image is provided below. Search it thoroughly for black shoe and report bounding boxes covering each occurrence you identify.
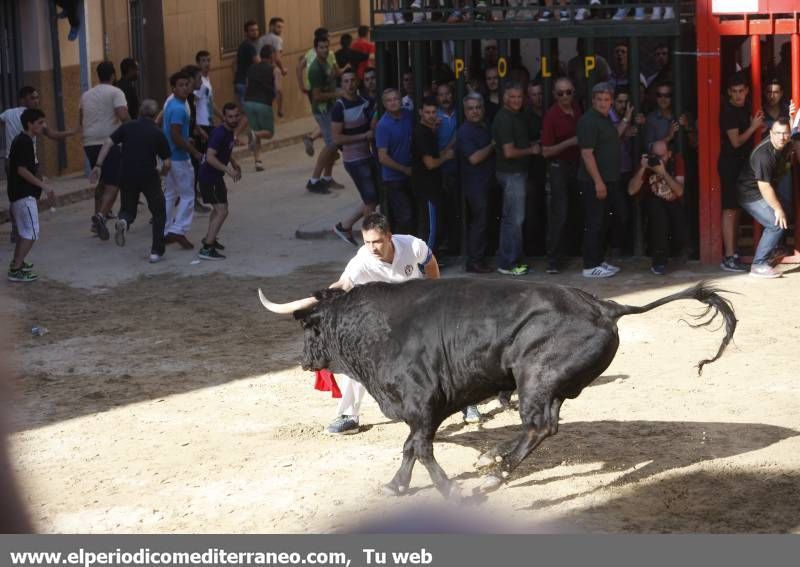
[202,237,225,250]
[306,180,331,194]
[546,262,560,275]
[199,246,226,261]
[466,261,493,274]
[92,213,110,241]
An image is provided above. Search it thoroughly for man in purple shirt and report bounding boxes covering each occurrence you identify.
[197,103,242,260]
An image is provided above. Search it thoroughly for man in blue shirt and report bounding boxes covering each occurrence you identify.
[163,71,203,249]
[456,92,495,274]
[375,88,415,234]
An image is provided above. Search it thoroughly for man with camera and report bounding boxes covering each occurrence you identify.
[628,140,686,276]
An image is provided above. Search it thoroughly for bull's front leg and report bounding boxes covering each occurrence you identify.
[414,432,460,499]
[383,431,416,496]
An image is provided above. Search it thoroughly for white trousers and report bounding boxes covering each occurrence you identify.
[335,374,366,417]
[163,160,195,236]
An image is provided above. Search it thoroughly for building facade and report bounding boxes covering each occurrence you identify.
[2,0,370,177]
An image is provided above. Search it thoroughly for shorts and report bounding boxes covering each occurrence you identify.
[199,179,228,205]
[243,101,274,134]
[10,197,39,241]
[84,144,122,187]
[314,112,335,147]
[718,156,744,210]
[344,158,379,205]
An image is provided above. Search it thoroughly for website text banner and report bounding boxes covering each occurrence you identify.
[2,535,800,567]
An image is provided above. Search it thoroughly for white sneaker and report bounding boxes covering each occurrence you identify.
[149,253,164,264]
[505,8,516,20]
[651,6,663,19]
[559,10,570,20]
[663,6,675,19]
[582,265,617,278]
[634,6,646,19]
[590,0,601,4]
[411,0,425,23]
[575,8,589,20]
[613,7,628,19]
[383,11,396,24]
[602,261,621,273]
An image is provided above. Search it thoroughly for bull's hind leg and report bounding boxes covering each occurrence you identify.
[383,431,416,496]
[478,392,561,493]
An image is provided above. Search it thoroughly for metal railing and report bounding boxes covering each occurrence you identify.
[322,0,362,31]
[218,0,264,54]
[370,0,691,26]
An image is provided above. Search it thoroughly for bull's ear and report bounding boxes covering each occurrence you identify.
[312,288,346,302]
[294,309,322,332]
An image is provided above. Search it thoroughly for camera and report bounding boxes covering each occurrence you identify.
[647,154,662,167]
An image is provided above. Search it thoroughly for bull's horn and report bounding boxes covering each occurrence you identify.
[258,289,318,314]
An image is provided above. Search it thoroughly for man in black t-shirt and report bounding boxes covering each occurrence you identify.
[234,20,261,106]
[718,73,764,273]
[90,99,172,262]
[412,97,454,258]
[7,109,54,283]
[114,58,140,120]
[736,117,793,279]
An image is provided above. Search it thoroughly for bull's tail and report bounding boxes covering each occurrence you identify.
[603,282,737,375]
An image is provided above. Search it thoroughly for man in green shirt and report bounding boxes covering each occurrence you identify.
[491,82,542,276]
[306,35,342,193]
[577,82,622,278]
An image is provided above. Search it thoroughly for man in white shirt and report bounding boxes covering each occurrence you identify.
[258,17,288,77]
[79,61,130,240]
[324,212,439,434]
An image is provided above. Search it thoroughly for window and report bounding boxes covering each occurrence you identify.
[321,0,361,32]
[218,0,264,54]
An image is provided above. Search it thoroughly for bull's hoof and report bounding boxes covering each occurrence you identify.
[382,482,409,497]
[443,482,462,501]
[475,453,495,468]
[477,474,503,493]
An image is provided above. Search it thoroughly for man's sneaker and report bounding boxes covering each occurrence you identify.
[92,213,110,241]
[651,264,667,276]
[583,265,616,278]
[497,264,528,276]
[199,246,226,261]
[574,8,589,20]
[720,255,747,273]
[559,10,570,20]
[302,135,315,156]
[194,202,211,214]
[333,223,358,246]
[326,415,360,435]
[539,9,552,20]
[546,262,560,275]
[9,260,33,273]
[634,6,646,19]
[663,6,675,19]
[326,178,345,190]
[7,268,38,282]
[613,7,628,19]
[602,261,621,273]
[651,6,663,19]
[202,237,225,250]
[149,253,164,264]
[306,180,331,194]
[114,219,127,247]
[382,11,396,24]
[749,263,782,279]
[410,0,425,22]
[466,261,494,274]
[463,405,482,424]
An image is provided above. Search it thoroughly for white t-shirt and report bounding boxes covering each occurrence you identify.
[258,32,283,54]
[342,234,431,287]
[80,83,127,146]
[194,75,213,127]
[0,106,25,158]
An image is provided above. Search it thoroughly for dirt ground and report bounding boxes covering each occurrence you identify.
[4,262,800,533]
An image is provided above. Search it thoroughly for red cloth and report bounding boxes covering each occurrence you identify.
[314,369,341,398]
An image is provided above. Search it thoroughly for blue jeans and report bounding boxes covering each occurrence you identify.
[496,171,527,270]
[739,181,793,265]
[344,158,379,205]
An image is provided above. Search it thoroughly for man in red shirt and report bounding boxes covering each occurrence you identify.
[541,77,582,274]
[350,25,375,81]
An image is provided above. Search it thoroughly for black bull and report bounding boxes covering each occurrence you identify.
[262,278,736,497]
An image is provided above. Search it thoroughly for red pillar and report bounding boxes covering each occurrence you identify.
[697,0,722,264]
[751,35,763,248]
